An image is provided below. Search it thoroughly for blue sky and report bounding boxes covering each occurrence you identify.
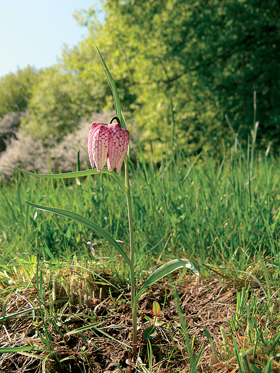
[0,0,103,78]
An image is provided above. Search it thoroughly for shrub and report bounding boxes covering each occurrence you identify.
[0,112,114,180]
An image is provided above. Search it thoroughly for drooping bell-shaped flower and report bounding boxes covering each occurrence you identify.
[88,118,129,174]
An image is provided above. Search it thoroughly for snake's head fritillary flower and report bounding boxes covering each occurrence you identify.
[88,117,129,174]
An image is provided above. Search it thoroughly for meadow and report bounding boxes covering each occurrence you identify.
[0,0,279,370]
[1,142,280,372]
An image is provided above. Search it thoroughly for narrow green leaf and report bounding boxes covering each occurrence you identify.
[204,328,212,341]
[65,322,103,336]
[194,343,205,369]
[263,359,273,373]
[0,346,37,353]
[17,168,127,193]
[110,358,126,373]
[92,327,131,349]
[17,352,45,360]
[250,364,262,373]
[135,259,198,304]
[271,209,280,232]
[26,202,130,265]
[0,307,38,322]
[268,334,280,354]
[0,188,16,221]
[96,46,127,130]
[173,289,195,370]
[233,336,244,373]
[264,355,280,373]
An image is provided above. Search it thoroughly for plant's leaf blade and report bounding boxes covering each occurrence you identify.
[135,259,199,303]
[91,327,131,349]
[152,301,161,316]
[233,269,267,297]
[143,325,157,340]
[0,307,39,322]
[264,359,273,373]
[271,209,280,233]
[96,46,127,130]
[0,346,38,353]
[204,328,212,341]
[250,364,262,373]
[173,289,195,367]
[18,168,101,179]
[111,358,126,373]
[65,322,103,336]
[263,355,280,373]
[26,202,130,265]
[17,352,45,359]
[232,336,243,372]
[194,343,205,368]
[17,168,127,193]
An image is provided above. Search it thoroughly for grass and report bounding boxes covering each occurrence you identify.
[1,144,280,372]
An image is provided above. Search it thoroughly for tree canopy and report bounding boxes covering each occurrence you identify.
[0,66,40,118]
[66,0,280,156]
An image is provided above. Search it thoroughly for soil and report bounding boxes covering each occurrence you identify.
[0,272,275,372]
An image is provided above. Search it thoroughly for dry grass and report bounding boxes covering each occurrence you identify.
[1,265,279,373]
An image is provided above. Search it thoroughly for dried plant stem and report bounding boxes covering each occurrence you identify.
[125,158,137,357]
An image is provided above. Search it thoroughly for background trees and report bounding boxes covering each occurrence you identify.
[0,66,40,117]
[95,0,280,156]
[1,0,279,160]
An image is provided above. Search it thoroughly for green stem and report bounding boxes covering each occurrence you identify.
[125,158,137,357]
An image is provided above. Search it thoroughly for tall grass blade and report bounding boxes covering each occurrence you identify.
[0,188,16,221]
[0,307,39,322]
[170,97,176,164]
[250,364,262,373]
[138,140,150,184]
[65,322,103,336]
[174,289,203,372]
[233,336,244,373]
[0,346,38,353]
[263,359,273,373]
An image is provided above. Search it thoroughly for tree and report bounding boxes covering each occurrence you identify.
[71,0,280,157]
[0,66,40,118]
[21,64,107,142]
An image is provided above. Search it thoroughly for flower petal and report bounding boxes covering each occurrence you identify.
[88,123,109,172]
[88,123,104,169]
[107,123,129,173]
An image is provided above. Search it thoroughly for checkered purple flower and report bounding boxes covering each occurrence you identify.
[88,121,129,174]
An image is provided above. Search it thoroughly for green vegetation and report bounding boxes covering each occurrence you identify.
[0,66,40,117]
[1,143,280,371]
[1,0,280,371]
[90,0,280,156]
[1,0,279,158]
[1,148,279,268]
[21,66,106,143]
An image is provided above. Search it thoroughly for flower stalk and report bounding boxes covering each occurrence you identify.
[24,50,199,360]
[89,116,137,356]
[125,157,137,357]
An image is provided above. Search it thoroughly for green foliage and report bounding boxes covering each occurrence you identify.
[1,149,280,371]
[21,66,106,142]
[0,66,40,118]
[68,0,280,158]
[1,150,279,266]
[2,1,279,158]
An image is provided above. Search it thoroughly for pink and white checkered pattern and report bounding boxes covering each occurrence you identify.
[88,122,129,174]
